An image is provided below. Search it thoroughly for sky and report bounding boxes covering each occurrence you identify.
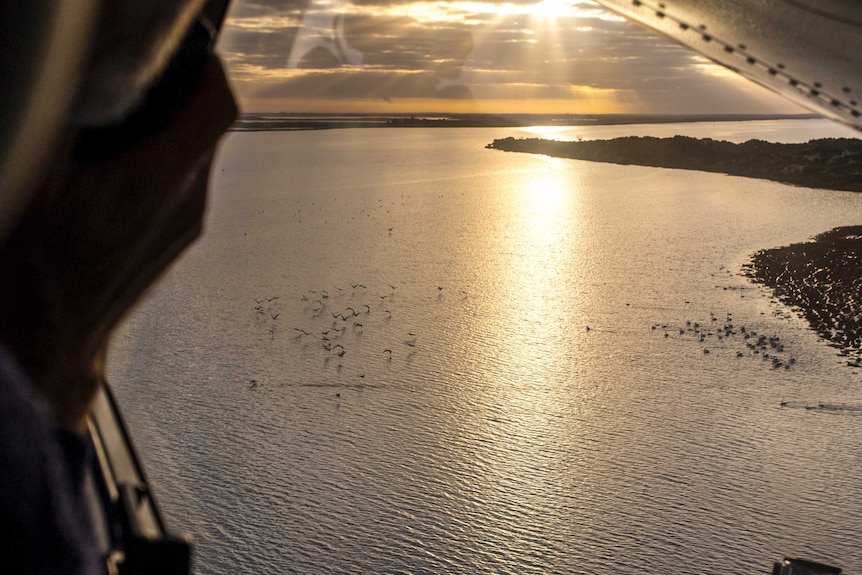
[217,0,807,115]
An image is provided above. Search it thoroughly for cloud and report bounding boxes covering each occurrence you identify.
[218,0,805,113]
[225,0,306,18]
[249,68,473,100]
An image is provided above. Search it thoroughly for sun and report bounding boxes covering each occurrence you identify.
[530,0,572,21]
[529,0,592,22]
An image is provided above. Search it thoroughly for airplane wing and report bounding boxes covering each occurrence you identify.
[591,0,862,130]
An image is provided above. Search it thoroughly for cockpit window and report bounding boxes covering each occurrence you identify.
[216,0,804,115]
[107,2,862,575]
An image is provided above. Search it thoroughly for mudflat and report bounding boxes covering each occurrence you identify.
[745,226,862,365]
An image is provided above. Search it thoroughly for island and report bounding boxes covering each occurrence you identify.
[486,135,862,192]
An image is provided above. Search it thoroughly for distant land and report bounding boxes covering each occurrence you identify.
[230,112,819,132]
[487,135,862,192]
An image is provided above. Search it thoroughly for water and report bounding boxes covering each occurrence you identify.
[108,119,862,575]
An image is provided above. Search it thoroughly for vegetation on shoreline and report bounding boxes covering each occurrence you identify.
[487,135,862,192]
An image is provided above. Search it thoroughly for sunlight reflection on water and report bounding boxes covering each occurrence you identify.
[110,121,862,575]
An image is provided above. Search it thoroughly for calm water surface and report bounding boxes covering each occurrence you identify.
[109,120,862,575]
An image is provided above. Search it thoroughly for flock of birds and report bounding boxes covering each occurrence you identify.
[252,285,805,394]
[652,309,799,370]
[251,281,433,387]
[648,308,862,411]
[247,275,859,414]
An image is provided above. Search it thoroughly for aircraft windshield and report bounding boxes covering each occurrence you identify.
[107,2,862,575]
[215,0,805,116]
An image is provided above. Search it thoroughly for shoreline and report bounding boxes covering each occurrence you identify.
[487,135,862,192]
[229,112,818,132]
[745,226,862,365]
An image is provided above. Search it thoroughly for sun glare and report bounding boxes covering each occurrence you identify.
[530,0,571,21]
[521,125,573,137]
[354,0,609,24]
